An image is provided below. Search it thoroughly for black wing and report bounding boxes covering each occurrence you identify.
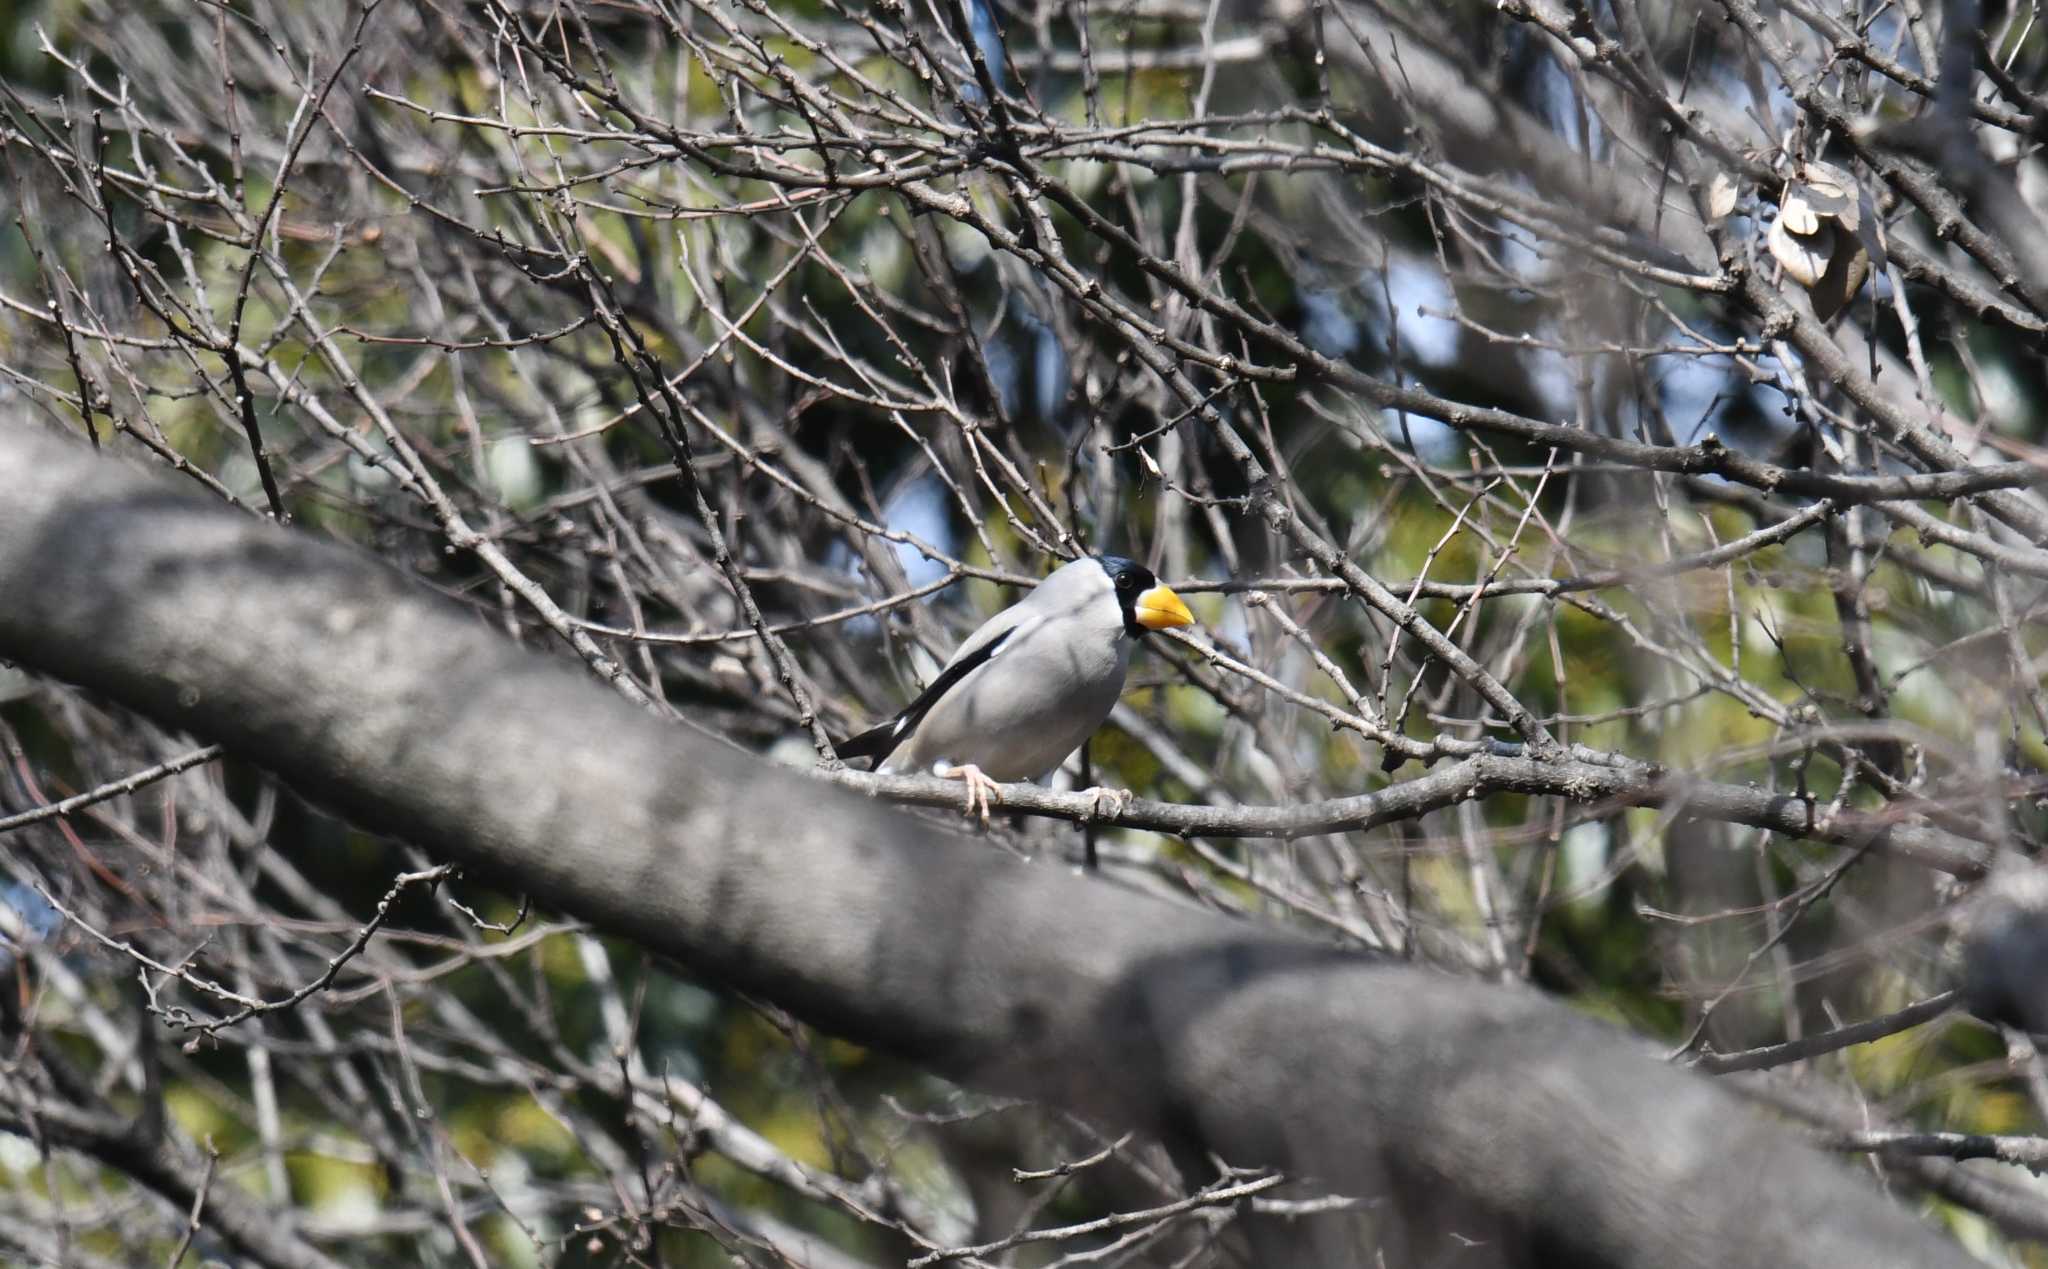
[835,626,1016,768]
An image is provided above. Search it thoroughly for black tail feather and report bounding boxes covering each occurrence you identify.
[834,718,904,767]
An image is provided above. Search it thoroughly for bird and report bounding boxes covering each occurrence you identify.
[838,556,1195,824]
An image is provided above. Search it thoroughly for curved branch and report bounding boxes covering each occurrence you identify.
[0,423,1977,1268]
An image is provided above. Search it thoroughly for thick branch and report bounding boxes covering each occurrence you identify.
[0,423,1975,1268]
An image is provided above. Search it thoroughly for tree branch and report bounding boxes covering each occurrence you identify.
[0,423,1978,1267]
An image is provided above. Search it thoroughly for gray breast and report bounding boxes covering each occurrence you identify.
[885,619,1133,781]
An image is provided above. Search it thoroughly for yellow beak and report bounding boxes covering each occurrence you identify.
[1133,583,1195,631]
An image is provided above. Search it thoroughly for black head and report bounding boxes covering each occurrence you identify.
[1097,555,1159,638]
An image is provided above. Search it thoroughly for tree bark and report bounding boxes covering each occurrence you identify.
[0,420,1974,1267]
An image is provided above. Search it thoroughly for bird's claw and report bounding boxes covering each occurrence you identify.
[937,763,1002,827]
[1080,785,1133,821]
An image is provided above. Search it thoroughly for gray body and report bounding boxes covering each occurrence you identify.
[882,559,1134,781]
